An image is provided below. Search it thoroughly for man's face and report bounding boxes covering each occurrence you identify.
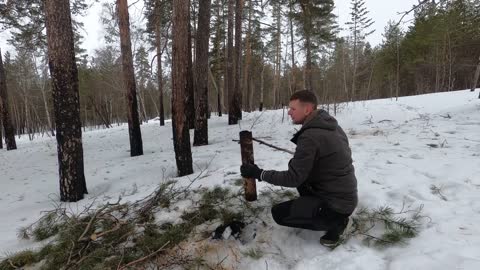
[288,99,314,125]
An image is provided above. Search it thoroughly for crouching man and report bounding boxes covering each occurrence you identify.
[240,90,358,247]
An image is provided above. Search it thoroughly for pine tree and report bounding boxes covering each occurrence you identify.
[193,0,212,146]
[0,48,17,150]
[172,0,194,176]
[145,0,172,126]
[346,0,374,101]
[117,0,143,157]
[227,0,236,124]
[44,0,88,202]
[291,0,337,91]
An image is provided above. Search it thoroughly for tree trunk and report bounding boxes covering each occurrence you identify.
[227,0,237,125]
[305,35,312,91]
[45,0,87,202]
[117,0,143,157]
[289,0,296,93]
[260,59,265,111]
[172,0,193,176]
[39,61,55,136]
[471,56,480,92]
[0,117,3,149]
[0,48,17,150]
[193,0,211,146]
[233,0,244,122]
[243,0,252,112]
[186,3,196,130]
[156,15,165,126]
[352,34,357,101]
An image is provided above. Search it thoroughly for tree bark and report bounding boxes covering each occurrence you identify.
[45,0,87,202]
[233,0,244,119]
[243,0,252,112]
[0,48,17,150]
[172,0,193,176]
[227,0,236,124]
[117,0,143,157]
[186,2,195,130]
[193,0,211,146]
[155,11,165,126]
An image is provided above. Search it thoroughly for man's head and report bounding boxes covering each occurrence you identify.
[288,90,318,124]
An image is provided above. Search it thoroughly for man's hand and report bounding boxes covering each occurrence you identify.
[240,164,263,180]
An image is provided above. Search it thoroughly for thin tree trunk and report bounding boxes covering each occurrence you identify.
[471,56,480,92]
[260,60,265,111]
[186,0,195,129]
[231,0,243,122]
[289,0,296,93]
[0,118,3,149]
[172,0,193,176]
[156,17,165,126]
[193,0,211,146]
[45,0,87,202]
[227,0,236,124]
[396,38,400,101]
[118,0,143,156]
[352,34,357,101]
[39,61,55,136]
[243,0,252,112]
[0,48,16,150]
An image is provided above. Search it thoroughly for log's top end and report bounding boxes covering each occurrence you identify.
[239,130,252,139]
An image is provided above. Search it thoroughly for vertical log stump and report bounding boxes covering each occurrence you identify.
[239,130,257,201]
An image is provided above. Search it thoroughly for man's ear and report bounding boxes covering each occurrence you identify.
[305,103,314,114]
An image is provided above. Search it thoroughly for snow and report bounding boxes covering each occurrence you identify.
[1,89,479,269]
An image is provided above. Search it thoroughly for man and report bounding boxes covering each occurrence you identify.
[240,90,358,247]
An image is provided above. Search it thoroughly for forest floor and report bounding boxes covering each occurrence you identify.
[0,89,479,269]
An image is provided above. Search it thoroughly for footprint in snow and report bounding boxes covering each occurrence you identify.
[409,154,424,160]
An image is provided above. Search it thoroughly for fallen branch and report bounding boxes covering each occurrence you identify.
[118,241,170,270]
[233,137,294,155]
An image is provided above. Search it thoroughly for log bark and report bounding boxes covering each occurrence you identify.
[239,131,257,201]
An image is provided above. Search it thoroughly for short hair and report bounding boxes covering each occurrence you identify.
[290,90,317,108]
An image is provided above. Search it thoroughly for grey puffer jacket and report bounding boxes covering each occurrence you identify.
[261,110,358,214]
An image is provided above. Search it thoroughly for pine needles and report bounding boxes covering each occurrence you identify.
[351,204,425,247]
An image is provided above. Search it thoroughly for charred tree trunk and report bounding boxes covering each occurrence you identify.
[193,0,211,146]
[117,0,143,157]
[45,0,87,202]
[172,0,193,176]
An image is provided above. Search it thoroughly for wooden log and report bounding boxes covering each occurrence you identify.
[239,130,257,201]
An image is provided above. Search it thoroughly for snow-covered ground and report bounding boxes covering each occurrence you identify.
[1,90,479,269]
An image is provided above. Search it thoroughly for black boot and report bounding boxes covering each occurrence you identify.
[320,215,351,247]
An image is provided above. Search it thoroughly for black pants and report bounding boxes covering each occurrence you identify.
[271,188,350,235]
